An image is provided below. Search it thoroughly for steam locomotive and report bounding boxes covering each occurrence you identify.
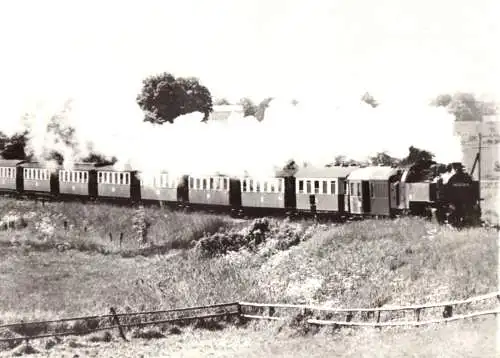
[0,158,481,227]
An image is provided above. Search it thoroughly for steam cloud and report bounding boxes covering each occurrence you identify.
[3,88,463,181]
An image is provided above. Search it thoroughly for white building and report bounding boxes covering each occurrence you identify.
[454,115,500,224]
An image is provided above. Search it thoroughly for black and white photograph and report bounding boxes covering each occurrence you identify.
[0,0,498,356]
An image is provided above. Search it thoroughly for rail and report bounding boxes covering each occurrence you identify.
[0,292,498,344]
[239,291,500,313]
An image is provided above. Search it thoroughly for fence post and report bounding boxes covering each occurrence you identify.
[346,312,353,322]
[443,305,453,319]
[268,306,275,317]
[415,308,421,322]
[110,307,128,341]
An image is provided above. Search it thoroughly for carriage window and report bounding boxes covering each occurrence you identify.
[357,183,361,196]
[242,179,247,192]
[84,172,88,182]
[370,183,375,197]
[314,181,320,194]
[350,183,355,196]
[118,173,123,185]
[263,182,268,192]
[209,178,213,190]
[202,179,207,189]
[223,178,228,191]
[98,172,102,183]
[298,180,304,193]
[277,180,283,193]
[322,181,328,194]
[189,177,194,189]
[256,181,260,192]
[331,181,336,195]
[306,180,311,194]
[249,180,254,192]
[270,182,275,192]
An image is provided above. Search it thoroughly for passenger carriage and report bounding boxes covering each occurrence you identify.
[0,159,25,193]
[140,172,189,205]
[346,166,401,217]
[21,162,58,195]
[187,174,241,211]
[96,165,140,202]
[239,176,286,214]
[58,163,98,198]
[295,166,360,216]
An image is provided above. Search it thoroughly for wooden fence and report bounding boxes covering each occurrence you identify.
[240,291,500,327]
[0,292,498,344]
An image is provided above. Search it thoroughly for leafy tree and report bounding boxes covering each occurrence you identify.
[0,131,29,160]
[82,153,118,166]
[255,97,274,121]
[136,72,213,124]
[432,92,497,121]
[400,146,434,166]
[370,151,400,166]
[291,99,299,106]
[238,97,258,117]
[361,92,378,108]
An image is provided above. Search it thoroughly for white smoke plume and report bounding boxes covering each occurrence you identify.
[3,88,464,182]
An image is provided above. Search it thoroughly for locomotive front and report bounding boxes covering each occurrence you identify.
[435,163,481,226]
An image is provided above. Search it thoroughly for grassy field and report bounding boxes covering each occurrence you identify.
[0,198,497,356]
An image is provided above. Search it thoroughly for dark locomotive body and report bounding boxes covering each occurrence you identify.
[0,159,482,227]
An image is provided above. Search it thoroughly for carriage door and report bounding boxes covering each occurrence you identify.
[361,181,371,213]
[309,180,317,213]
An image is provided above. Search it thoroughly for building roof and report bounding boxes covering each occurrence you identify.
[347,166,400,181]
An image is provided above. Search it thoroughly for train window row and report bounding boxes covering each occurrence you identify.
[24,168,50,180]
[297,179,337,195]
[59,170,89,183]
[142,174,178,189]
[190,177,229,191]
[98,171,130,185]
[0,167,16,178]
[241,178,284,193]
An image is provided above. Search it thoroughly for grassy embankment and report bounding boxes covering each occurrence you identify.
[0,198,497,356]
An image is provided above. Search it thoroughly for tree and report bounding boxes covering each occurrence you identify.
[291,99,299,106]
[0,131,29,160]
[82,153,118,166]
[400,146,434,166]
[136,72,213,124]
[370,151,400,166]
[255,97,274,121]
[238,97,258,117]
[432,92,497,121]
[361,92,378,108]
[214,98,231,105]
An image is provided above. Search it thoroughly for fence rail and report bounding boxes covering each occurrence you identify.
[0,292,498,344]
[239,291,500,313]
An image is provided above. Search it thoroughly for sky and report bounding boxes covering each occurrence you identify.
[0,0,498,175]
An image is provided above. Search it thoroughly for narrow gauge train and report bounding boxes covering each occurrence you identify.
[0,158,481,226]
